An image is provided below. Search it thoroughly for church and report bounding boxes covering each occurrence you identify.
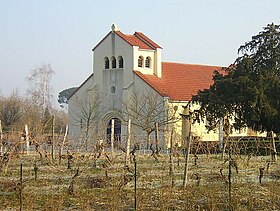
[68,24,251,150]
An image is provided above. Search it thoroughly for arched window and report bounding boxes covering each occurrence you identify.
[138,56,144,67]
[104,57,109,69]
[145,57,151,68]
[111,56,116,69]
[118,56,124,68]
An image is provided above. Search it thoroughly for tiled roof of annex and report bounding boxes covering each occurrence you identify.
[115,31,162,50]
[134,62,225,102]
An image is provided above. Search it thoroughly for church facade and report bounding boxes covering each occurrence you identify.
[68,25,254,150]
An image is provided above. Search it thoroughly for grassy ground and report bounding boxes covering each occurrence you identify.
[0,151,280,210]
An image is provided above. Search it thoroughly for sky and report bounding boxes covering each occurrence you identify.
[0,0,280,107]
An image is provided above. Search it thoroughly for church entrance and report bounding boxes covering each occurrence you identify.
[106,118,121,146]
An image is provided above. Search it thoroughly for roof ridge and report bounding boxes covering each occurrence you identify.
[162,61,223,68]
[134,31,162,49]
[93,29,161,51]
[115,31,154,50]
[134,32,157,50]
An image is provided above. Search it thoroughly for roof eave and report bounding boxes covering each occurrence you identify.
[133,71,167,98]
[68,73,94,100]
[92,31,112,51]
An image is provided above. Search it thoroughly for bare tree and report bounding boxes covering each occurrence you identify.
[0,90,22,131]
[26,64,55,112]
[20,98,44,135]
[0,120,3,155]
[69,87,104,150]
[120,91,179,150]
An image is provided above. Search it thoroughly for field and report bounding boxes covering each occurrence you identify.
[1,146,280,211]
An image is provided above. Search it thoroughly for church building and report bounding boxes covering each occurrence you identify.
[68,24,251,150]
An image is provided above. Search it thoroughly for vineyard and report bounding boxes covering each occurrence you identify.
[0,133,280,210]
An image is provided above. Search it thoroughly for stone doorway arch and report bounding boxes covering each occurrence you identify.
[100,112,122,147]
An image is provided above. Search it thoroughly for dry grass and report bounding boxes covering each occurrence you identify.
[0,152,280,210]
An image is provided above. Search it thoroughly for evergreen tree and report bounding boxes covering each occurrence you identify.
[192,23,280,134]
[58,87,77,109]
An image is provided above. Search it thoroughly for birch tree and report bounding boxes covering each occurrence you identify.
[0,90,22,131]
[69,87,104,150]
[26,64,55,112]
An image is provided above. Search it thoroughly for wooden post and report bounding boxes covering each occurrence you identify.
[228,151,232,210]
[111,119,115,157]
[125,119,131,166]
[133,153,137,210]
[182,105,192,188]
[34,161,38,181]
[19,163,23,211]
[24,124,30,155]
[59,125,68,164]
[222,116,230,160]
[182,105,191,147]
[271,131,277,162]
[169,128,175,187]
[146,132,150,150]
[183,126,192,188]
[51,115,55,162]
[218,117,224,152]
[155,122,159,154]
[0,120,3,155]
[259,167,264,184]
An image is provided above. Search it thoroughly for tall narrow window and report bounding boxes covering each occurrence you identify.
[145,57,151,68]
[111,56,116,69]
[104,57,109,69]
[118,56,124,68]
[138,56,143,67]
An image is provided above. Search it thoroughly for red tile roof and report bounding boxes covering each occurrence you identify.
[134,62,225,101]
[92,30,162,51]
[134,32,162,49]
[115,31,162,50]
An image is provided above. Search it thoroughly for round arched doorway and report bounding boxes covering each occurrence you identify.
[106,118,121,146]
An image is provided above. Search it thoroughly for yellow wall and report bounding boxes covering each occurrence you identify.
[166,101,266,148]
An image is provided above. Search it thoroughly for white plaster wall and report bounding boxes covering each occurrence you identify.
[93,32,134,93]
[68,75,94,147]
[129,74,166,147]
[133,49,155,75]
[154,48,162,78]
[133,72,160,94]
[93,32,136,120]
[132,48,162,77]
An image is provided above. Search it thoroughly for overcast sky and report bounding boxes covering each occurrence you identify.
[0,0,279,106]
